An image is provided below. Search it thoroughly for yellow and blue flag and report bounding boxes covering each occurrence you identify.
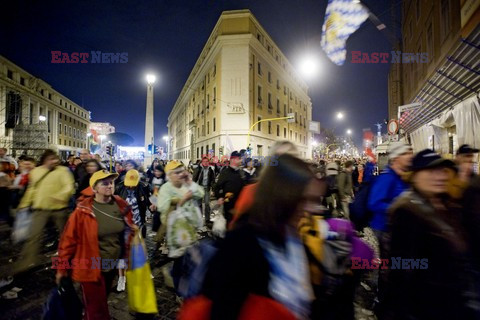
[126,231,158,314]
[321,0,369,65]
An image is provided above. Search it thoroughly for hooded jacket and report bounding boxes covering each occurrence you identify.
[57,195,134,282]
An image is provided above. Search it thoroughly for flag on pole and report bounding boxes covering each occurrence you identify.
[321,0,369,65]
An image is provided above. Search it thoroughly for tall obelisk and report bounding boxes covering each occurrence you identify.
[145,74,156,168]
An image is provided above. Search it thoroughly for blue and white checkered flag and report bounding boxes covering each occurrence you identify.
[321,0,369,65]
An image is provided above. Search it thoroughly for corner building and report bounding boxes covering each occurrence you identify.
[168,10,313,162]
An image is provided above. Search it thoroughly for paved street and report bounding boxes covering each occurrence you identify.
[0,220,180,320]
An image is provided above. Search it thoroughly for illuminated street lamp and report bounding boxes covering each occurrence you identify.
[39,115,46,122]
[336,112,344,120]
[346,129,352,135]
[298,55,320,80]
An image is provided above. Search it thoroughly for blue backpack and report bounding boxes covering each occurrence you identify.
[349,176,377,231]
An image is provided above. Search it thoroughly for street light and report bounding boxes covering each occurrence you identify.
[346,129,352,135]
[336,112,344,120]
[39,115,46,122]
[298,55,320,80]
[146,74,156,84]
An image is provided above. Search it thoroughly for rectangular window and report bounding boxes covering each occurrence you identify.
[268,71,271,83]
[20,77,25,85]
[59,123,62,134]
[212,143,215,155]
[213,87,216,104]
[257,145,263,156]
[64,125,67,135]
[7,70,13,79]
[276,99,280,113]
[284,128,287,138]
[207,121,210,135]
[284,104,287,117]
[257,62,262,76]
[201,146,204,157]
[290,130,292,139]
[197,148,199,159]
[213,118,216,131]
[48,93,52,100]
[47,111,52,132]
[257,116,262,131]
[257,86,263,105]
[29,103,33,124]
[268,121,272,134]
[277,125,280,136]
[268,93,272,109]
[276,79,280,90]
[213,64,216,77]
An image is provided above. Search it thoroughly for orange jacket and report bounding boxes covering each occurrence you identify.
[57,195,134,282]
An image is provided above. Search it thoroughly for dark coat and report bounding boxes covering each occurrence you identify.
[383,189,479,319]
[214,166,245,210]
[193,165,216,189]
[114,180,151,215]
[201,224,271,320]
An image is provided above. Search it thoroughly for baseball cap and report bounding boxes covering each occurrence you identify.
[165,160,185,173]
[230,151,241,158]
[124,169,140,187]
[89,170,119,188]
[457,144,479,155]
[388,142,412,160]
[411,149,456,172]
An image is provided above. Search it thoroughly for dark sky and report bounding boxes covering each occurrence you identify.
[1,0,398,148]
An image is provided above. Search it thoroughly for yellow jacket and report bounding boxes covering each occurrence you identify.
[19,165,74,210]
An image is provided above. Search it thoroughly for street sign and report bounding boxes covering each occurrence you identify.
[309,121,320,133]
[387,119,399,135]
[287,113,295,123]
[398,102,421,114]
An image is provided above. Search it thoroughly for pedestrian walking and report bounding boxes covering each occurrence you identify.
[15,149,74,273]
[56,170,135,320]
[214,151,245,224]
[193,157,216,224]
[383,149,480,319]
[201,154,315,319]
[115,169,151,238]
[337,160,354,218]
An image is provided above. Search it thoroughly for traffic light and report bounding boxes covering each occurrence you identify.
[106,145,112,156]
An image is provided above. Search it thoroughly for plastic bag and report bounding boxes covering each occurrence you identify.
[12,207,32,244]
[126,230,158,314]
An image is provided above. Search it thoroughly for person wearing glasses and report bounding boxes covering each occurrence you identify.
[56,170,135,320]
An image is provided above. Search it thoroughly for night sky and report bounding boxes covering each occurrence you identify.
[1,0,397,148]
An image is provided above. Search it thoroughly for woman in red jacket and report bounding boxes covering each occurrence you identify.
[56,170,135,320]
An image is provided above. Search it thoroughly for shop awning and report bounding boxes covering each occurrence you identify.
[401,24,480,133]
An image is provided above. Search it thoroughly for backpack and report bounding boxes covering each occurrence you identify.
[349,176,377,231]
[325,175,339,197]
[177,238,220,298]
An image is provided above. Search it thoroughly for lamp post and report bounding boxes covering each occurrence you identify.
[145,74,156,167]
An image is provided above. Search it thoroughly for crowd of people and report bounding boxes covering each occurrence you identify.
[0,141,479,319]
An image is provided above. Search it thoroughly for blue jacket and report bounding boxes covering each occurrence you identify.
[367,165,409,231]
